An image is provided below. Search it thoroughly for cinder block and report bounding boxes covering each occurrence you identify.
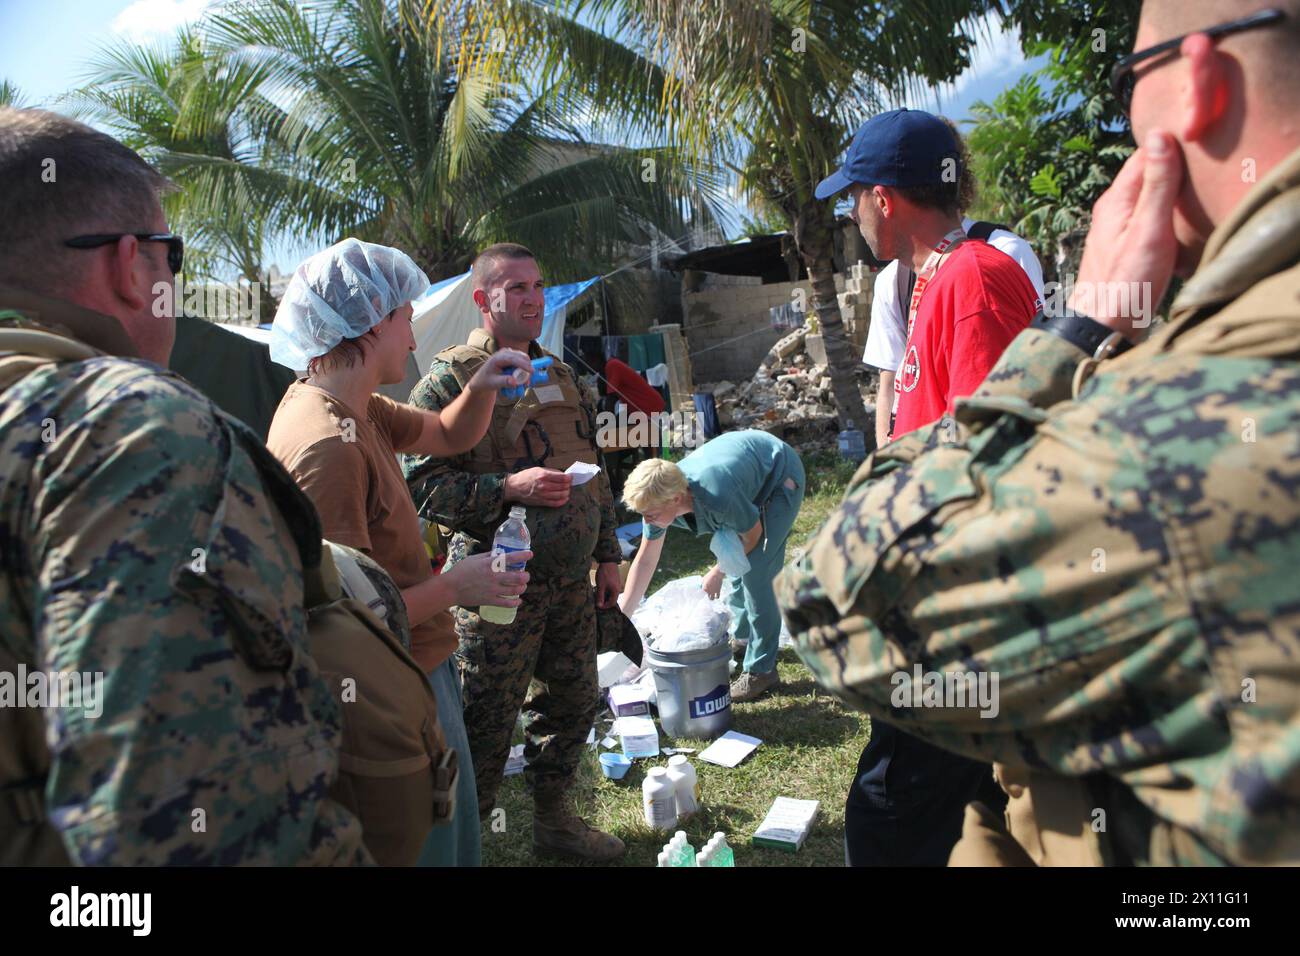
[805,333,828,366]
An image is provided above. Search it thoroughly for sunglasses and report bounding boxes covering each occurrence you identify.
[1110,8,1285,116]
[64,233,185,276]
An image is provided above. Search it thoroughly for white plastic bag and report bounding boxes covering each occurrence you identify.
[631,576,732,653]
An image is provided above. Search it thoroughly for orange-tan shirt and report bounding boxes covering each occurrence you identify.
[268,381,455,671]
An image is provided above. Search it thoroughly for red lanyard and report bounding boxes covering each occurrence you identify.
[891,228,968,418]
[905,228,967,339]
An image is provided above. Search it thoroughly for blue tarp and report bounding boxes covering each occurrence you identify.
[544,276,601,317]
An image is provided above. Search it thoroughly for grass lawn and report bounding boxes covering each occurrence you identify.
[481,451,870,867]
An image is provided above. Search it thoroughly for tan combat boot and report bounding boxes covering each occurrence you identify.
[533,793,626,863]
[729,668,779,702]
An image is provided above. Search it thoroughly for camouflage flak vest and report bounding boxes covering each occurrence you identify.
[438,328,599,475]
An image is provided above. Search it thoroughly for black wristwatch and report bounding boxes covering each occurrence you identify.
[1030,307,1134,360]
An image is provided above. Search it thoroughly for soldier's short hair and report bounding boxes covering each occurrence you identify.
[471,242,536,290]
[0,107,174,294]
[623,458,689,514]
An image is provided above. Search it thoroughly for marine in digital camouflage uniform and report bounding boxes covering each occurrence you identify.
[777,138,1300,865]
[404,245,624,861]
[405,349,621,828]
[0,290,369,866]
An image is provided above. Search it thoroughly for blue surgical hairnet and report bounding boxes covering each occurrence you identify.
[270,237,430,369]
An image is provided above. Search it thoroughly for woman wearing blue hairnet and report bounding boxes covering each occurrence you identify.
[267,238,535,867]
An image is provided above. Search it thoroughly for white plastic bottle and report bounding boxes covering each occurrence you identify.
[642,767,678,831]
[480,506,530,625]
[665,755,699,819]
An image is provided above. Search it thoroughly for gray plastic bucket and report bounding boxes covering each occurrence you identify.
[645,641,732,740]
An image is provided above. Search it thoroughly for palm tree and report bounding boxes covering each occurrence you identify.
[196,0,724,283]
[0,80,28,107]
[66,26,284,316]
[441,0,987,434]
[66,0,724,325]
[527,0,998,435]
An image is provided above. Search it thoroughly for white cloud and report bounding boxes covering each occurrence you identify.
[944,21,1026,100]
[110,0,215,43]
[892,12,1027,114]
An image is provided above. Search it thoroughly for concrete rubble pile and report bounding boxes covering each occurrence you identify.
[700,325,876,455]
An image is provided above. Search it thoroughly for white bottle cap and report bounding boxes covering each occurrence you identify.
[668,754,688,767]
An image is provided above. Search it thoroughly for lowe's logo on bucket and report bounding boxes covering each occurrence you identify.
[689,684,730,719]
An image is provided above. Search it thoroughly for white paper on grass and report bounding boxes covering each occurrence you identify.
[503,743,527,776]
[564,461,601,486]
[698,731,762,768]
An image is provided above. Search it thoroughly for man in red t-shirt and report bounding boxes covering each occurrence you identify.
[891,240,1041,436]
[814,107,1040,867]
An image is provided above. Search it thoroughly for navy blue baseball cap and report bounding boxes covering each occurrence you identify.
[815,109,961,200]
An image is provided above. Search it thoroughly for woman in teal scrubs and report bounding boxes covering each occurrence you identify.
[619,430,804,702]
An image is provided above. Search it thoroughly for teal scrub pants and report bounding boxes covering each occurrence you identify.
[728,452,805,676]
[418,657,482,866]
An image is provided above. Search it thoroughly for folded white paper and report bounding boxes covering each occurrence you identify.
[565,461,601,486]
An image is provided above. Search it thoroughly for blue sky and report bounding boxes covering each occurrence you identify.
[1,0,1046,274]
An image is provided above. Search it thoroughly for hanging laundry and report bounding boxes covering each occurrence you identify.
[643,334,666,370]
[627,335,650,372]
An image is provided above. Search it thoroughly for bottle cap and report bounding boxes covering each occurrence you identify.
[668,754,687,766]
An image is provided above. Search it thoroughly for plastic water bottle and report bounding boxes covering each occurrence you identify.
[665,755,700,819]
[479,506,530,625]
[643,767,678,831]
[838,417,866,463]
